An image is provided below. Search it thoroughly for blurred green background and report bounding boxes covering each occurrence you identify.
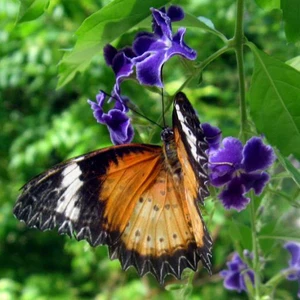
[1,0,299,299]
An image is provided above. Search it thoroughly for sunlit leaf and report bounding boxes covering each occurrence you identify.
[254,0,280,10]
[58,0,170,88]
[137,13,227,42]
[181,13,227,42]
[248,43,300,160]
[17,0,50,23]
[281,0,300,42]
[286,55,300,71]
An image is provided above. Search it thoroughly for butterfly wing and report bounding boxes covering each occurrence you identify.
[14,142,208,283]
[14,93,212,284]
[172,92,212,270]
[13,144,162,247]
[109,168,209,283]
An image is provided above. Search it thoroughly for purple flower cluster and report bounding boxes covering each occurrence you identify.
[220,252,255,293]
[202,123,275,211]
[88,6,197,144]
[283,242,300,298]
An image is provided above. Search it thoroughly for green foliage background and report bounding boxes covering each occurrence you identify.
[0,0,299,299]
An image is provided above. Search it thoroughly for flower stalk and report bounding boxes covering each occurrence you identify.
[231,0,248,142]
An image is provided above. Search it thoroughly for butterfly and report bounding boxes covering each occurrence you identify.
[13,92,212,284]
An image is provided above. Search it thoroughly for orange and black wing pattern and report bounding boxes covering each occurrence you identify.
[172,92,212,269]
[13,92,212,284]
[14,144,162,247]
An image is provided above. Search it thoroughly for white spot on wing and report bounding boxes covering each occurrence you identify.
[73,155,86,162]
[180,121,198,160]
[61,164,82,187]
[176,106,207,162]
[55,164,83,222]
[176,105,184,122]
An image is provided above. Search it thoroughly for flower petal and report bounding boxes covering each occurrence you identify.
[219,177,250,211]
[133,33,158,56]
[201,122,222,151]
[210,137,243,166]
[284,242,300,267]
[151,8,172,39]
[103,109,134,145]
[242,137,276,172]
[133,10,196,87]
[220,252,254,293]
[208,137,243,186]
[88,91,134,145]
[209,171,234,187]
[112,50,135,90]
[87,91,106,123]
[134,51,165,87]
[223,271,243,292]
[167,5,184,22]
[104,44,118,66]
[227,253,247,271]
[241,172,270,195]
[172,27,197,60]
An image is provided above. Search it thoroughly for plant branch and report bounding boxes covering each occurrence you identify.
[231,0,248,142]
[232,1,261,299]
[250,192,261,300]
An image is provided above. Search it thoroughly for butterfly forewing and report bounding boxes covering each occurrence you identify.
[173,92,210,203]
[14,144,162,246]
[172,92,212,270]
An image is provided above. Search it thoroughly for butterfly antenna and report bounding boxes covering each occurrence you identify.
[127,103,163,129]
[101,90,163,129]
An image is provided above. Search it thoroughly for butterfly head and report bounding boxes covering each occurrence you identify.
[161,127,174,143]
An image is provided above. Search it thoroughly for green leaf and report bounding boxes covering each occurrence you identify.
[182,14,227,42]
[254,0,280,10]
[247,43,300,160]
[259,217,300,243]
[57,0,170,88]
[281,0,300,43]
[259,233,300,243]
[275,150,300,188]
[229,220,252,250]
[17,0,50,23]
[286,55,300,71]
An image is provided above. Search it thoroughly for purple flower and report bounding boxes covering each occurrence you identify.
[103,45,136,92]
[88,91,134,145]
[202,123,222,151]
[283,242,300,298]
[132,6,197,87]
[208,136,275,211]
[89,6,197,145]
[220,252,255,293]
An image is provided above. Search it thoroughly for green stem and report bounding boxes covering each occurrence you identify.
[265,269,293,289]
[249,194,261,300]
[231,0,248,142]
[147,45,230,142]
[177,45,230,94]
[232,3,260,298]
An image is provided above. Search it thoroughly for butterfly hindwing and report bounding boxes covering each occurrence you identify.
[110,169,205,283]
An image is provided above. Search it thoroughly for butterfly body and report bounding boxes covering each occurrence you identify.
[14,92,212,283]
